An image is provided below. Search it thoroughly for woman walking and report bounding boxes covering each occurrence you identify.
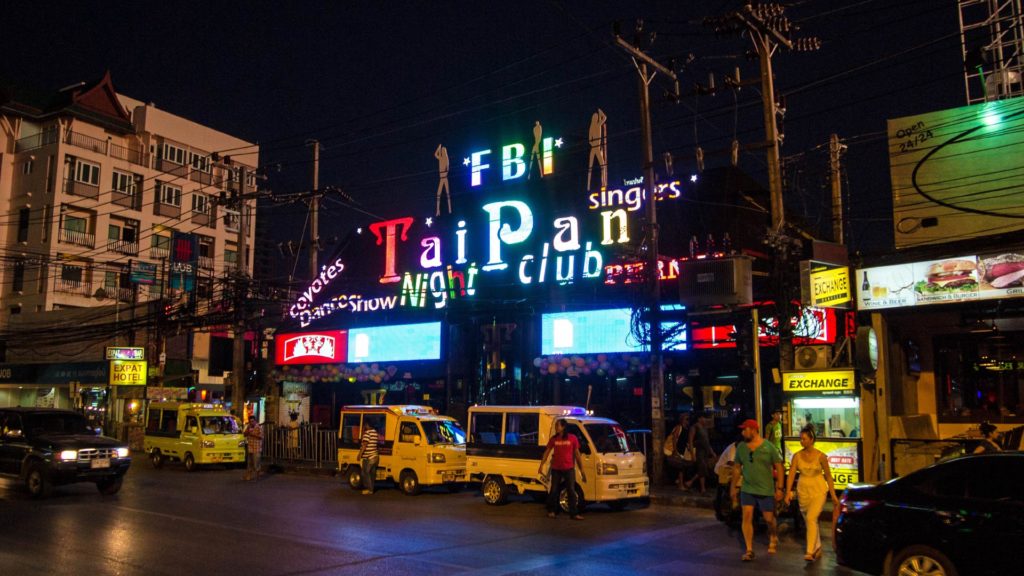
[784,425,839,562]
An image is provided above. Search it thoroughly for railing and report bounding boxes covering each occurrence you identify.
[64,131,107,154]
[112,285,135,303]
[108,239,139,256]
[155,202,181,218]
[190,170,214,185]
[260,423,339,470]
[111,190,140,209]
[150,245,170,259]
[59,228,95,248]
[15,130,58,152]
[109,141,149,167]
[54,276,92,296]
[156,158,188,177]
[191,210,211,227]
[198,255,214,269]
[890,427,1024,478]
[65,178,99,199]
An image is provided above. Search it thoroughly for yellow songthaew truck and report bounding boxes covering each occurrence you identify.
[337,405,467,495]
[143,402,245,471]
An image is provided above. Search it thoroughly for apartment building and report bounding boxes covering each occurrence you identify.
[0,72,258,417]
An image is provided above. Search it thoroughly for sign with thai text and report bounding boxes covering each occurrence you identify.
[105,347,145,361]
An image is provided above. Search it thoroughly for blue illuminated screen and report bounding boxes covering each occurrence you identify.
[347,322,442,362]
[541,308,686,355]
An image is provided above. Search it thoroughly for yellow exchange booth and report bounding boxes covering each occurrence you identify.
[781,369,863,490]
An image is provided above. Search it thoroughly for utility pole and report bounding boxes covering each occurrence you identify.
[231,165,249,416]
[307,140,320,278]
[614,25,679,486]
[829,133,846,244]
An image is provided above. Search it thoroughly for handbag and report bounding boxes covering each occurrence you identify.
[681,445,696,462]
[662,441,675,457]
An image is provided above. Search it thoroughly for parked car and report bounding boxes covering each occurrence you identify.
[836,452,1024,576]
[0,408,131,498]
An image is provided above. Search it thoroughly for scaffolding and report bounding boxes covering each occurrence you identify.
[960,0,1024,103]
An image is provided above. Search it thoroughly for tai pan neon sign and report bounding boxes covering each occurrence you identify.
[466,123,561,187]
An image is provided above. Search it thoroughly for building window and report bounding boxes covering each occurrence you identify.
[160,184,182,207]
[112,170,139,196]
[17,208,30,243]
[22,160,33,174]
[152,234,171,253]
[224,249,237,264]
[9,306,21,316]
[935,333,1024,423]
[75,160,100,186]
[189,152,211,173]
[61,264,84,283]
[198,236,214,258]
[12,260,25,292]
[162,143,186,165]
[192,193,210,214]
[63,214,87,234]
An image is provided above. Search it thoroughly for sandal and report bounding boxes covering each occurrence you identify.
[767,538,778,554]
[741,550,755,562]
[803,553,814,562]
[813,548,822,560]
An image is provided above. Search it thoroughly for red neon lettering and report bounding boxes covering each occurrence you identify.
[369,217,414,284]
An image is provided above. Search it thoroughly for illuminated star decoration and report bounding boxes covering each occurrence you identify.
[356,227,363,234]
[554,138,564,148]
[425,217,433,228]
[463,157,471,166]
[690,174,699,183]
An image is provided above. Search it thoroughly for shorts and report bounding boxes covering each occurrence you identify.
[739,491,775,512]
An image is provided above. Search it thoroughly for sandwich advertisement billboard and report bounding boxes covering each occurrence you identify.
[856,251,1024,310]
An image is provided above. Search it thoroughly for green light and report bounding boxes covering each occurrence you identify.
[981,103,1002,126]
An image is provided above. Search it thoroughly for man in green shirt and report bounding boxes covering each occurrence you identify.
[765,409,783,453]
[730,418,784,562]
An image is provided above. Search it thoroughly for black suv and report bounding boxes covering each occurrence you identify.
[0,408,131,498]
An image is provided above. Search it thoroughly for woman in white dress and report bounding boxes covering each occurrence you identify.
[784,425,840,561]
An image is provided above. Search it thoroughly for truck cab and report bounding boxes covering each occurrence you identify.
[143,402,245,471]
[467,405,649,510]
[337,405,467,495]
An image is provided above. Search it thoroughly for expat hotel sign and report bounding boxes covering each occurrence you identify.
[782,370,856,394]
[109,360,148,386]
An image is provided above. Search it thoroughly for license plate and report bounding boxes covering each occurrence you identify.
[91,458,111,469]
[209,455,222,462]
[626,489,638,495]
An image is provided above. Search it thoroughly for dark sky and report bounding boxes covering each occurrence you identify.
[1,1,966,274]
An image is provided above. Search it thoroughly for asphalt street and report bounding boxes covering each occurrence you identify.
[0,461,866,575]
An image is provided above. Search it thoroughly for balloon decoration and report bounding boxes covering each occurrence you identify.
[273,363,405,384]
[532,353,651,378]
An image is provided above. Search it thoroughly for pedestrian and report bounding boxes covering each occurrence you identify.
[730,418,785,562]
[765,409,783,454]
[973,421,1002,454]
[243,416,263,481]
[358,420,380,495]
[684,412,716,494]
[287,412,300,459]
[713,435,740,522]
[784,425,840,562]
[538,419,587,520]
[666,412,692,488]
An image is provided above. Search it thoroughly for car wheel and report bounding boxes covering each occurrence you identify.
[183,453,196,472]
[150,449,165,469]
[400,470,421,496]
[25,462,53,499]
[888,545,959,576]
[482,476,507,505]
[559,485,586,514]
[96,476,123,495]
[347,466,363,490]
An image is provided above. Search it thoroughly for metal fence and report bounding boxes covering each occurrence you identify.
[260,423,339,470]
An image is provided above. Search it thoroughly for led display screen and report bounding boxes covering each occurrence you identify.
[541,308,686,355]
[346,322,442,362]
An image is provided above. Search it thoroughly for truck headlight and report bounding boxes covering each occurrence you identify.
[116,447,130,458]
[428,453,446,463]
[599,463,618,475]
[202,440,215,448]
[58,450,78,461]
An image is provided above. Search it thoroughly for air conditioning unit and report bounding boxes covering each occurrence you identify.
[679,256,752,307]
[795,345,832,370]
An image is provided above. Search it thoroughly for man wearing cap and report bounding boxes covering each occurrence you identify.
[731,418,785,562]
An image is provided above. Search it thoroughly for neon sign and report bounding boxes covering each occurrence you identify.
[288,258,346,322]
[468,135,558,187]
[275,331,348,365]
[587,180,683,212]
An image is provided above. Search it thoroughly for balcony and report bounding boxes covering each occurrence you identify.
[64,131,107,155]
[54,277,92,296]
[190,170,214,185]
[108,239,139,256]
[109,141,149,167]
[191,210,212,227]
[59,228,95,248]
[156,158,188,177]
[112,190,141,210]
[155,202,181,218]
[198,255,214,269]
[15,130,58,152]
[65,178,99,199]
[151,245,170,259]
[99,285,136,303]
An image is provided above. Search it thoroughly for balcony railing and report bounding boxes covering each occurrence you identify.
[54,277,92,296]
[64,131,107,155]
[65,178,99,199]
[198,255,215,269]
[111,190,141,210]
[15,130,58,152]
[109,141,149,167]
[191,210,211,227]
[156,158,188,177]
[59,228,95,248]
[151,245,171,259]
[190,170,214,185]
[155,202,181,218]
[102,285,136,303]
[108,239,139,256]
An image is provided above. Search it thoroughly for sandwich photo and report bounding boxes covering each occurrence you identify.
[914,259,978,294]
[979,253,1024,289]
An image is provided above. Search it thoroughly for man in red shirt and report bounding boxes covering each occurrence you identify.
[538,419,587,520]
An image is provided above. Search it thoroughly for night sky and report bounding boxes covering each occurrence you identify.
[1,1,966,279]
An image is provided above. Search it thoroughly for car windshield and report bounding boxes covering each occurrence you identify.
[421,420,467,445]
[24,412,90,436]
[585,423,633,453]
[201,416,239,434]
